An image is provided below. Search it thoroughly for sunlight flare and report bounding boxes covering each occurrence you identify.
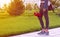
[0,0,11,8]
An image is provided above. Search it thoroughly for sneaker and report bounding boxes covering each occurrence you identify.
[44,32,49,35]
[38,31,45,35]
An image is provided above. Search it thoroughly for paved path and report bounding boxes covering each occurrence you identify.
[10,27,60,37]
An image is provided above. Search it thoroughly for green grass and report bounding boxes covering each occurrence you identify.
[0,16,40,36]
[0,10,60,36]
[49,12,60,28]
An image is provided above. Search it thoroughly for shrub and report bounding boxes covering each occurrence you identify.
[8,0,25,16]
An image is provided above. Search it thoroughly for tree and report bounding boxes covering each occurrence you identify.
[34,3,39,10]
[50,0,60,8]
[25,3,32,10]
[50,0,60,16]
[8,0,25,16]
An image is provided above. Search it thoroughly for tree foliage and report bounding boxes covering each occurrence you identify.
[34,3,39,10]
[50,0,60,15]
[8,0,25,16]
[25,3,32,10]
[50,0,60,8]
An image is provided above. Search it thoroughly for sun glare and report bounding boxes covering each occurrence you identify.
[0,0,11,8]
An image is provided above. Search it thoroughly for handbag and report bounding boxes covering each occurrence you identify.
[34,12,42,17]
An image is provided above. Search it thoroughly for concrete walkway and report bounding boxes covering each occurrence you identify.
[10,27,60,37]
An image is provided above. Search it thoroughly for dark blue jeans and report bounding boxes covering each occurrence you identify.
[38,8,49,29]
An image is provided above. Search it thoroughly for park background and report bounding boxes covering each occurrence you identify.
[0,0,60,37]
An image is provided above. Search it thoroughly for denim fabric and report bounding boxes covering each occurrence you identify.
[44,0,48,9]
[38,9,49,29]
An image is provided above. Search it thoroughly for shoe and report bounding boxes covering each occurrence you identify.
[44,32,49,35]
[38,31,45,35]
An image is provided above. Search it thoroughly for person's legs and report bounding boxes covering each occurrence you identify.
[37,10,45,34]
[43,9,49,29]
[38,9,44,30]
[43,9,49,35]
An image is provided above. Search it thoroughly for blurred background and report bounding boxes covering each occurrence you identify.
[0,0,60,37]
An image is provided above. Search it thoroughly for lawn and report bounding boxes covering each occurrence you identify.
[0,10,60,36]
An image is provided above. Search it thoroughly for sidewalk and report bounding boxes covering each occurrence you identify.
[10,27,60,37]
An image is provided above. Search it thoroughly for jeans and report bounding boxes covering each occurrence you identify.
[38,6,49,29]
